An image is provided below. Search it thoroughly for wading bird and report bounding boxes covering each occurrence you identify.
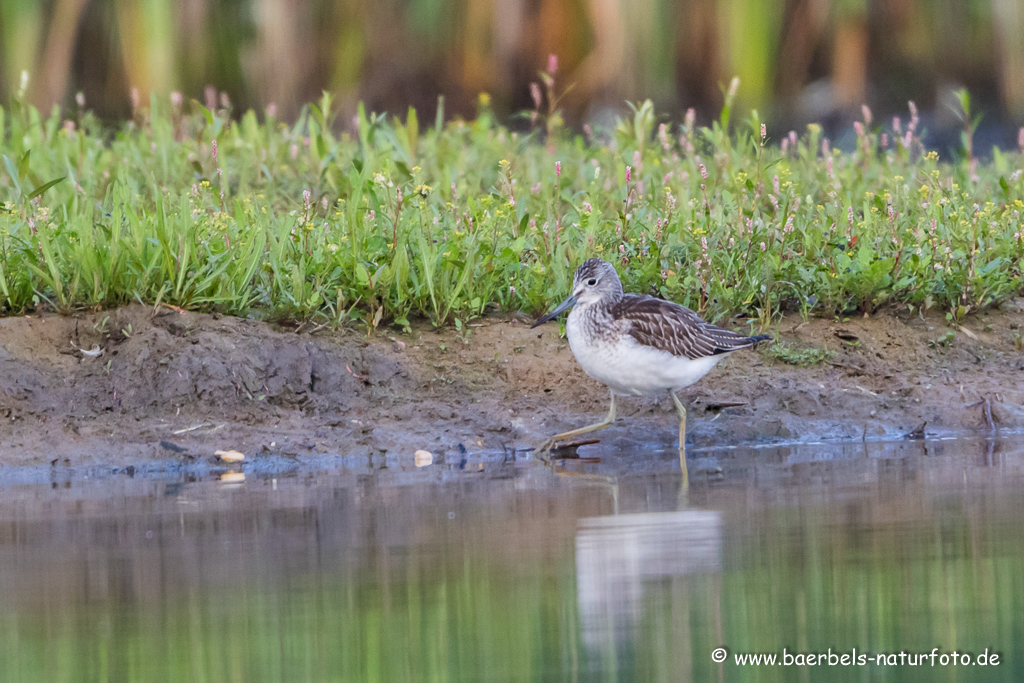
[531,258,769,480]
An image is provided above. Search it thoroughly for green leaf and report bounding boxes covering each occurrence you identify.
[2,154,20,193]
[195,101,214,126]
[18,150,30,180]
[26,176,66,200]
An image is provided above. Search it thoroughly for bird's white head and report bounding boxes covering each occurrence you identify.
[530,258,623,328]
[570,258,623,306]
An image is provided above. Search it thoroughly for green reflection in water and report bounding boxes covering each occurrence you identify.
[0,439,1020,682]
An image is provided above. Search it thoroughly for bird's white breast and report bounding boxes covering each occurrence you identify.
[566,305,725,396]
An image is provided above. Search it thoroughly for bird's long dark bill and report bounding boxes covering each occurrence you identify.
[530,295,577,328]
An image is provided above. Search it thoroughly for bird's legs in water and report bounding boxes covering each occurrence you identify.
[670,390,689,489]
[535,388,616,460]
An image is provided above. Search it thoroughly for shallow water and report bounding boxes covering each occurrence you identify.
[0,436,1022,682]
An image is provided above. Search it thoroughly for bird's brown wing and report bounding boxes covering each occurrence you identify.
[612,294,768,360]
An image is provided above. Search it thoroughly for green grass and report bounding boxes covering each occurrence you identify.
[1,88,1023,331]
[768,341,832,367]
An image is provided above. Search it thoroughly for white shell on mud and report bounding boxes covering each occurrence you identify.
[215,449,246,463]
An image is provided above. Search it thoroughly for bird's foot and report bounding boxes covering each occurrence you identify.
[534,438,558,462]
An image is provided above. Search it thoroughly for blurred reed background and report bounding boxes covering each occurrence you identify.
[2,0,1024,131]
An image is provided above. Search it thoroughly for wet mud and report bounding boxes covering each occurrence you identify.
[2,302,1024,469]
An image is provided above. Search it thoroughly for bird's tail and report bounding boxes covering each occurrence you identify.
[746,334,771,348]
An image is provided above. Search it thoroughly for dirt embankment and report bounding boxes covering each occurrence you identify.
[1,302,1023,468]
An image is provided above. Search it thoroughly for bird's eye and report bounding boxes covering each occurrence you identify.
[587,278,597,286]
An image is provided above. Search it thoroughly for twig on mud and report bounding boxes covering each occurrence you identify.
[294,320,328,334]
[828,360,866,375]
[346,364,369,380]
[172,422,223,435]
[305,322,330,335]
[853,385,878,397]
[154,302,188,316]
[704,399,748,410]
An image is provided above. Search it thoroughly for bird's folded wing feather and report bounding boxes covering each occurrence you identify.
[613,294,758,360]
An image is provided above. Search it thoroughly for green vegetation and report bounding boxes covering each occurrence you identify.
[1,86,1024,331]
[768,341,832,367]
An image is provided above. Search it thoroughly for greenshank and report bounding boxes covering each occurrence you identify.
[531,258,768,477]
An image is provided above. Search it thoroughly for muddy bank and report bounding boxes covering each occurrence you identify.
[2,302,1024,468]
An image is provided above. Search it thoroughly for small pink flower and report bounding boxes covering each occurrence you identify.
[368,210,376,222]
[625,166,632,182]
[893,116,902,135]
[530,82,542,109]
[699,164,708,180]
[547,54,558,75]
[861,104,873,125]
[760,123,766,140]
[211,139,218,162]
[760,242,766,252]
[555,161,561,177]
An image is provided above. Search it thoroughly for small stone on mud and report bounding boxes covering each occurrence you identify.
[220,471,245,484]
[414,449,433,467]
[215,449,246,463]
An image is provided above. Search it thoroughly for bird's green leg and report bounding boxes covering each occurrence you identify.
[671,390,689,489]
[536,388,616,460]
